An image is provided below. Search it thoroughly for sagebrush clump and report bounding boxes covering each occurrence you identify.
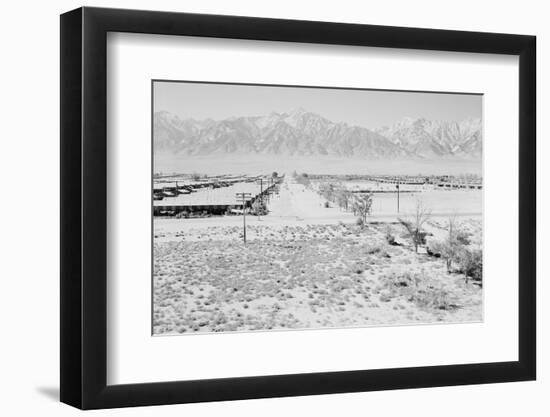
[385,227,397,245]
[397,199,431,253]
[381,271,458,311]
[428,217,482,285]
[456,248,483,283]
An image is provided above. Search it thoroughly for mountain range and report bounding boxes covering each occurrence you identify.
[154,108,482,160]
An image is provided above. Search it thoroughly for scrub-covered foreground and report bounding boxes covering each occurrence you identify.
[153,178,482,335]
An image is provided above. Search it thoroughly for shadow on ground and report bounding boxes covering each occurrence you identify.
[36,386,59,401]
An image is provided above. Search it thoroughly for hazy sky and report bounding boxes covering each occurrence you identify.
[153,81,482,129]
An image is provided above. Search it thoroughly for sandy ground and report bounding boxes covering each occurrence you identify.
[155,154,482,176]
[153,176,482,335]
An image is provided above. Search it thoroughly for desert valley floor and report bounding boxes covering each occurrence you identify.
[153,176,483,335]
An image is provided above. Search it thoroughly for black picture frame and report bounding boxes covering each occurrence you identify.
[60,6,536,410]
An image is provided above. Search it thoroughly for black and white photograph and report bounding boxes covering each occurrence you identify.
[0,0,543,413]
[152,81,484,335]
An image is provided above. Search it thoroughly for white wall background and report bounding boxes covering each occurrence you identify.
[0,0,545,415]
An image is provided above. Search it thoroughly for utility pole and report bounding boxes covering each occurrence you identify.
[396,182,400,213]
[259,178,263,205]
[259,178,263,220]
[235,192,252,243]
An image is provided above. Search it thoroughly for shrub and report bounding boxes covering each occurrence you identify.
[382,272,457,310]
[398,218,427,252]
[415,287,456,310]
[352,193,373,225]
[365,244,382,255]
[295,173,310,187]
[457,248,483,283]
[385,227,397,245]
[426,245,441,257]
[379,292,392,302]
[385,272,415,288]
[251,199,267,216]
[324,201,330,208]
[427,217,469,271]
[397,199,431,253]
[456,230,471,245]
[356,217,364,226]
[428,240,451,267]
[335,188,354,211]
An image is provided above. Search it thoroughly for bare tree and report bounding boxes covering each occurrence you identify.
[319,182,336,202]
[352,193,373,225]
[430,216,471,272]
[251,199,266,217]
[398,199,431,253]
[335,187,353,211]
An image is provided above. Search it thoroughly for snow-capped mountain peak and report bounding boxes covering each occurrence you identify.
[154,111,481,160]
[375,116,482,158]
